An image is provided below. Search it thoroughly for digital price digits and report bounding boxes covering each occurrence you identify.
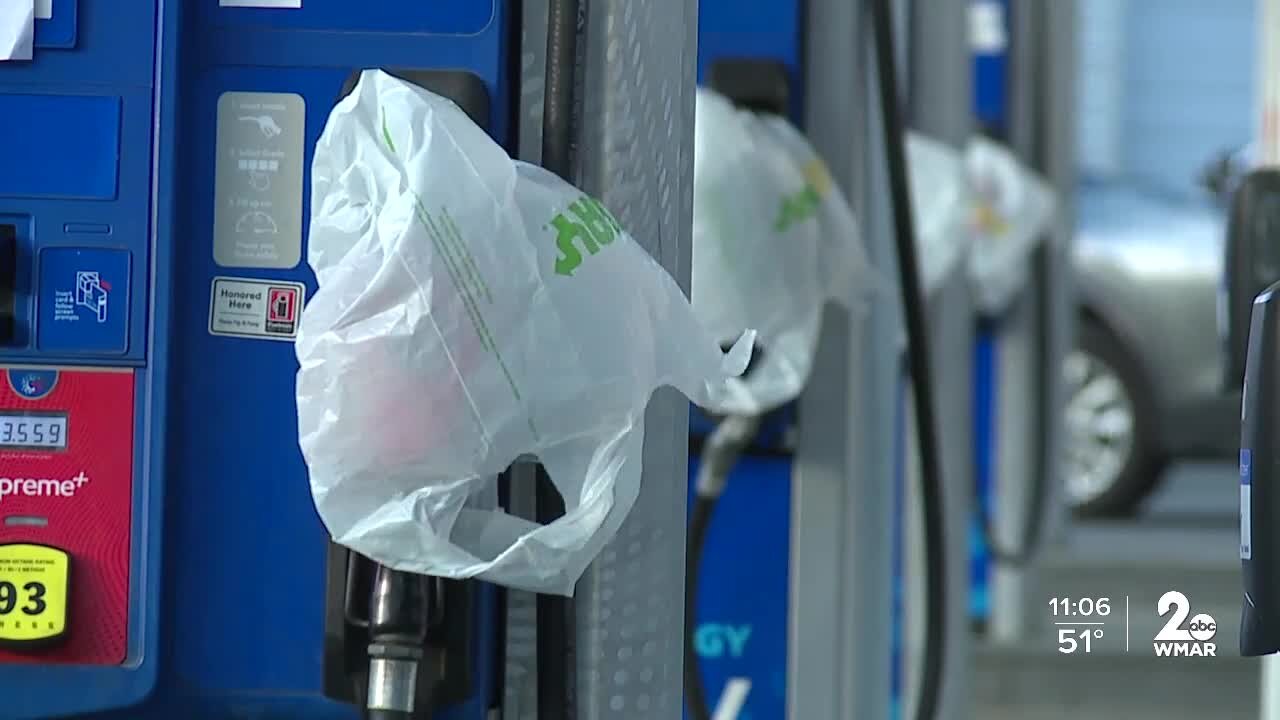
[0,414,67,449]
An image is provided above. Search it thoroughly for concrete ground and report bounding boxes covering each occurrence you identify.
[974,461,1259,719]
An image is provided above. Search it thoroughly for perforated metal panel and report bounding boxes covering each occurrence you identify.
[573,1,699,717]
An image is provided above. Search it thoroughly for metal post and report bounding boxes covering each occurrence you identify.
[899,0,974,718]
[1265,652,1280,720]
[570,1,700,717]
[787,1,900,718]
[1258,0,1280,711]
[1259,0,1280,166]
[1007,0,1079,554]
[989,295,1039,642]
[987,0,1043,645]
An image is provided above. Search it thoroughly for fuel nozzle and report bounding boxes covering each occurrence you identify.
[365,564,444,719]
[695,414,765,500]
[1241,281,1280,655]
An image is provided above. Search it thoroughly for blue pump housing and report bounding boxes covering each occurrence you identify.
[0,2,171,717]
[687,1,803,718]
[971,323,999,622]
[0,1,510,718]
[696,0,804,123]
[149,3,509,717]
[969,0,1011,626]
[971,0,1010,137]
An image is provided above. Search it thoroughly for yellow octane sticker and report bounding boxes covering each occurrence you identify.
[0,543,69,644]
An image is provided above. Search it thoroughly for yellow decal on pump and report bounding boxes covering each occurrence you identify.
[801,158,834,199]
[0,543,69,645]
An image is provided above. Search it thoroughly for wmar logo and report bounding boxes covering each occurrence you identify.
[7,370,58,401]
[1153,590,1217,657]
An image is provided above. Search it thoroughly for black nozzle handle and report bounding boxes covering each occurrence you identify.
[364,564,436,717]
[368,564,433,644]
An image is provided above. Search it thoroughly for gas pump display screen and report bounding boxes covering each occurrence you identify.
[0,413,68,451]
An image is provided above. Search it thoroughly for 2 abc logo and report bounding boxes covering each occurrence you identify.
[1153,590,1217,657]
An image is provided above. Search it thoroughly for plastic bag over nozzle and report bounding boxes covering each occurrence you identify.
[296,70,752,596]
[690,88,879,416]
[961,136,1056,315]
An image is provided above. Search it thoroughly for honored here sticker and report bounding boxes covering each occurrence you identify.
[0,543,69,646]
[208,276,306,341]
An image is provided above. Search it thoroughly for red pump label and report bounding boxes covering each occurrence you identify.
[0,366,134,665]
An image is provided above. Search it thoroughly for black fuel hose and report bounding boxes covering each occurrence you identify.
[684,414,763,720]
[536,1,580,718]
[542,0,578,175]
[684,496,715,720]
[970,119,1051,568]
[869,0,947,718]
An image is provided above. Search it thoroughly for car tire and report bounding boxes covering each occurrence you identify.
[1063,318,1165,519]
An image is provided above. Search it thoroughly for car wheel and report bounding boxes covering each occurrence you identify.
[1062,319,1164,518]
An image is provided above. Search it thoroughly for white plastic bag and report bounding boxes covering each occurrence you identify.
[963,136,1056,314]
[755,112,877,317]
[297,70,752,596]
[907,132,974,298]
[691,88,875,415]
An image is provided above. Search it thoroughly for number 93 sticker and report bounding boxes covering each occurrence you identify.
[0,543,69,646]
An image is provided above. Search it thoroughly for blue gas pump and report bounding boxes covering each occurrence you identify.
[969,0,1011,628]
[0,2,509,718]
[0,3,179,717]
[967,0,1055,633]
[152,4,511,717]
[684,3,804,718]
[971,0,1010,138]
[686,3,958,719]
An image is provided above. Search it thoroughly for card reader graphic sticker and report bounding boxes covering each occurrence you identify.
[74,272,109,323]
[296,70,752,596]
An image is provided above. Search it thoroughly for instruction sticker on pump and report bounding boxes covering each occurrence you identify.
[0,543,69,646]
